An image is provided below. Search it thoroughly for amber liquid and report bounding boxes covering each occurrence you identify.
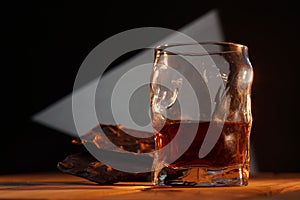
[154,120,251,168]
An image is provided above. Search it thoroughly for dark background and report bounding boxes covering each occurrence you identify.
[2,0,299,174]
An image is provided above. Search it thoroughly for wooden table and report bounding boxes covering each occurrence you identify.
[0,172,300,200]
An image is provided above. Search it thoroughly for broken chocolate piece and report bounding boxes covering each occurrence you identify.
[57,124,154,184]
[57,151,151,184]
[77,124,155,153]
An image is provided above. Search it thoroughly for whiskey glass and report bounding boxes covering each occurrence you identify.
[150,42,253,186]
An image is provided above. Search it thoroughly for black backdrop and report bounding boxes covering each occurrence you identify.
[2,0,300,174]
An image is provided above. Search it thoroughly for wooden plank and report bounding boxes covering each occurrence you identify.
[0,172,299,200]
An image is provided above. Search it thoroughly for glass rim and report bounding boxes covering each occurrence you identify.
[155,41,248,56]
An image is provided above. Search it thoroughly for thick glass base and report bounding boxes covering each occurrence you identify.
[153,164,249,186]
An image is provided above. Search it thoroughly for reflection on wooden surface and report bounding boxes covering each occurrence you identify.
[0,172,299,200]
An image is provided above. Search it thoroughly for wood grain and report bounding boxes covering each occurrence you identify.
[0,172,299,200]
